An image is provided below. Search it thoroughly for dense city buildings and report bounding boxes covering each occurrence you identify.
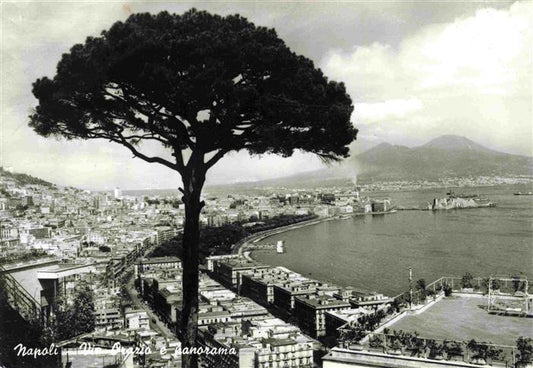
[0,169,532,368]
[135,255,318,367]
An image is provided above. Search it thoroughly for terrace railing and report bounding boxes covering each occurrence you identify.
[0,263,42,324]
[362,332,518,367]
[393,275,532,311]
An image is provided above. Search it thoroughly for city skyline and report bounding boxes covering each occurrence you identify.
[2,1,531,190]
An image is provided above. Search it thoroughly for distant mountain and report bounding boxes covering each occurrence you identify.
[354,135,533,181]
[420,135,494,152]
[230,135,533,187]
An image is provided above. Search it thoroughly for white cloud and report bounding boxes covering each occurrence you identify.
[322,1,532,155]
[410,3,530,93]
[324,43,405,99]
[355,98,422,123]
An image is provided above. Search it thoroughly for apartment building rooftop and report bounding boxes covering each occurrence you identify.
[220,298,269,318]
[262,337,297,347]
[200,289,236,303]
[296,294,351,309]
[326,307,373,323]
[135,256,181,265]
[217,257,269,270]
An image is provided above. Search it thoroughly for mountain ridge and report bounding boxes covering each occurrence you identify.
[420,135,498,154]
[228,135,533,187]
[353,135,532,182]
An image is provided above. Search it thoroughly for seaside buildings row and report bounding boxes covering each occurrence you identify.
[134,254,397,368]
[206,255,392,339]
[136,257,317,368]
[137,256,532,368]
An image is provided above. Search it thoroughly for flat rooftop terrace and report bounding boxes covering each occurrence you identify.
[37,263,96,279]
[389,295,533,346]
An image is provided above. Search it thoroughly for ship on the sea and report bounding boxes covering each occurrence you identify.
[429,196,496,210]
[514,191,533,195]
[446,190,478,198]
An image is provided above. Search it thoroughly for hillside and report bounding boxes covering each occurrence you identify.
[0,167,55,188]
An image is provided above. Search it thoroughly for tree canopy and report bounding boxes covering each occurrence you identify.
[30,9,357,172]
[29,10,357,368]
[52,283,95,341]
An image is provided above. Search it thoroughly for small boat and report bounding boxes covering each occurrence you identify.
[514,192,533,195]
[276,240,284,254]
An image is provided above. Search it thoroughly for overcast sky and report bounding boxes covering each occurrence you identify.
[1,1,531,190]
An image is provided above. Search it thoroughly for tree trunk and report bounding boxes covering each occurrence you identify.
[180,159,205,368]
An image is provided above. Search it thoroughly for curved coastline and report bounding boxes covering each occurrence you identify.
[232,214,399,293]
[231,216,335,260]
[231,185,532,298]
[232,211,399,261]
